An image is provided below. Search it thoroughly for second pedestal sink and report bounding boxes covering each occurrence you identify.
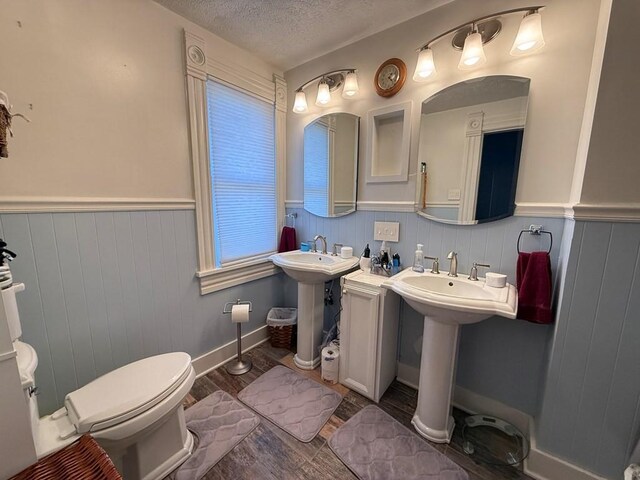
[269,250,359,369]
[383,268,517,443]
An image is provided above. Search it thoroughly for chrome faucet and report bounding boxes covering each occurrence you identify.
[331,243,344,256]
[468,262,491,281]
[313,235,328,254]
[424,256,440,274]
[447,251,458,277]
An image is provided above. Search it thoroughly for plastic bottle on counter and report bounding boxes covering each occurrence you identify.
[412,244,425,273]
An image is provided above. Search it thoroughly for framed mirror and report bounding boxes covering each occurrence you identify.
[304,113,359,217]
[417,75,530,225]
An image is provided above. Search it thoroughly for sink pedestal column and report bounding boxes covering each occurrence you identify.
[293,283,325,370]
[412,316,460,443]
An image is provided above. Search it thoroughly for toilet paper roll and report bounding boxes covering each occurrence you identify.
[321,345,340,384]
[231,304,250,323]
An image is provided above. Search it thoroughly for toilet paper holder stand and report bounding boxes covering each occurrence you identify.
[223,299,253,375]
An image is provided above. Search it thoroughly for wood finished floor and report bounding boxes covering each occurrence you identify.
[182,343,533,480]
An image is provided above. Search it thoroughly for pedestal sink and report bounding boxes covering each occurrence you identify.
[269,250,359,369]
[383,268,517,443]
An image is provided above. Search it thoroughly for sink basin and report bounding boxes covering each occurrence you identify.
[384,269,517,324]
[269,251,359,284]
[269,249,359,370]
[383,267,517,444]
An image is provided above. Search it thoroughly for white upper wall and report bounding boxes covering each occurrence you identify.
[0,0,281,201]
[285,0,603,207]
[579,0,640,206]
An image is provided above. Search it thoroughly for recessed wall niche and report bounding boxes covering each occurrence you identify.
[365,101,412,183]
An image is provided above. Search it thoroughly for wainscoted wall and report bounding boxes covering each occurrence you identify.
[536,220,640,479]
[285,207,564,414]
[0,210,285,414]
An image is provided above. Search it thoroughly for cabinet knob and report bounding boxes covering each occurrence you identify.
[342,289,347,294]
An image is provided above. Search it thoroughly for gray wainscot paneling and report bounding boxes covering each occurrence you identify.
[285,208,565,415]
[537,220,640,479]
[0,211,286,414]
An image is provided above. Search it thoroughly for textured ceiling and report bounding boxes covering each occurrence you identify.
[153,0,453,71]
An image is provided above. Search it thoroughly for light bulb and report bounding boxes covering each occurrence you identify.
[413,48,436,81]
[315,81,331,106]
[293,91,308,113]
[458,31,486,70]
[342,71,359,97]
[511,11,545,55]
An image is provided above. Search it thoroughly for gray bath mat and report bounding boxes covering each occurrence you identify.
[171,390,260,480]
[329,406,469,480]
[237,365,342,442]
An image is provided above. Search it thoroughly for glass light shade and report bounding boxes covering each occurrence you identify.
[315,81,331,106]
[511,12,545,55]
[458,31,486,70]
[293,91,308,113]
[413,48,436,81]
[342,72,359,97]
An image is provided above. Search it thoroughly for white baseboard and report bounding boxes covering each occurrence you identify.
[396,362,606,480]
[396,361,420,389]
[452,385,531,437]
[525,432,608,480]
[191,325,270,377]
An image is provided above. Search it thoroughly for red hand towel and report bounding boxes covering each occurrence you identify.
[278,226,297,253]
[516,252,553,324]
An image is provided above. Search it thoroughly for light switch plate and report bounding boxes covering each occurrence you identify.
[448,189,461,201]
[374,221,400,242]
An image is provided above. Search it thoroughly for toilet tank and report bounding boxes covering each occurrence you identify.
[1,283,26,342]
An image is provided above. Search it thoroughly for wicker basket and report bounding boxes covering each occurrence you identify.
[11,434,122,480]
[268,324,296,349]
[266,307,297,349]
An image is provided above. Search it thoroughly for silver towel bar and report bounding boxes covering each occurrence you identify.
[517,225,553,254]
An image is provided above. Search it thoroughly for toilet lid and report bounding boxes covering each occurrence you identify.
[65,352,192,434]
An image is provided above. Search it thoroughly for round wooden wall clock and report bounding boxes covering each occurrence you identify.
[374,58,407,97]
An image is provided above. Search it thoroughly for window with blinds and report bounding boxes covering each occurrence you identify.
[206,79,277,266]
[303,121,330,217]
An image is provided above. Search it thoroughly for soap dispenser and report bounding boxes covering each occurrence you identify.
[412,244,425,273]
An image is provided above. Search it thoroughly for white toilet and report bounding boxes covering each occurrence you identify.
[2,281,196,480]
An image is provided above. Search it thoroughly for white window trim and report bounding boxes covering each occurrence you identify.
[184,30,286,294]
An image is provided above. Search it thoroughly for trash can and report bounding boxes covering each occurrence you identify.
[266,307,297,349]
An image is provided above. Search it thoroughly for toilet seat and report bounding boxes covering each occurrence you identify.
[14,340,38,389]
[65,352,192,434]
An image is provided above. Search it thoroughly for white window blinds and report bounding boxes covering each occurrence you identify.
[303,121,330,217]
[206,79,277,266]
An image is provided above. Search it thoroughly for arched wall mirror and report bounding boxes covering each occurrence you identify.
[417,75,530,225]
[303,113,360,218]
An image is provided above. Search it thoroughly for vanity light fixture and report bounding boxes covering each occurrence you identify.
[413,6,545,82]
[342,71,360,97]
[292,68,358,114]
[315,79,331,106]
[413,47,436,81]
[510,10,545,55]
[458,25,487,70]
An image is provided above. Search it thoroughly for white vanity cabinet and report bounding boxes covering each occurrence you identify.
[339,270,400,402]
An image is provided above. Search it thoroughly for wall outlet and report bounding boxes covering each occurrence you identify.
[374,221,400,242]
